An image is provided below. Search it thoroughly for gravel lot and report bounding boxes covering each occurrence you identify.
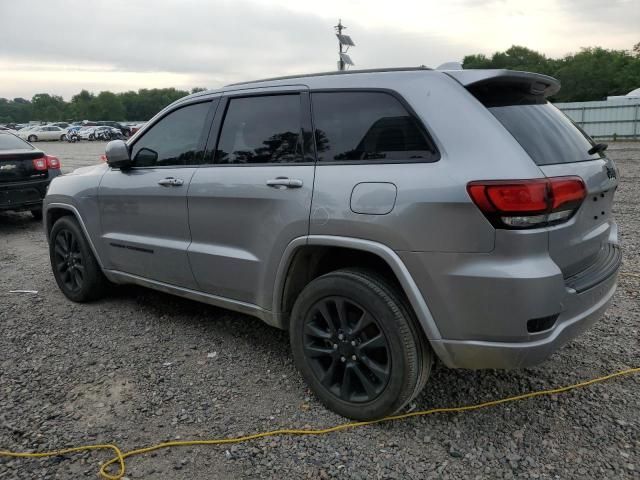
[1,141,638,479]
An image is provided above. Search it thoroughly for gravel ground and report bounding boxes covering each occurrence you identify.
[0,141,638,479]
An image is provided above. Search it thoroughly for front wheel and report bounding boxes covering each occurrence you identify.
[28,135,37,142]
[290,268,432,420]
[49,216,108,302]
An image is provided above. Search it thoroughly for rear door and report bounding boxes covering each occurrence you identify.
[469,80,618,278]
[187,88,315,308]
[98,100,215,288]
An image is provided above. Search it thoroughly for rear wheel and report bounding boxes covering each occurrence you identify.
[290,268,432,420]
[28,135,37,142]
[49,216,108,302]
[60,134,66,141]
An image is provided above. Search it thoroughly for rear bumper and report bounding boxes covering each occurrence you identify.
[431,271,618,369]
[0,171,60,211]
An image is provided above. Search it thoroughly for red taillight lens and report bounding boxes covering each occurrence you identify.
[467,176,586,229]
[32,157,47,171]
[45,155,61,169]
[549,177,586,210]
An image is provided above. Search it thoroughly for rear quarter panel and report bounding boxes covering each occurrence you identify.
[309,71,544,253]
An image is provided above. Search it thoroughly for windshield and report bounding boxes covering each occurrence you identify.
[471,85,602,166]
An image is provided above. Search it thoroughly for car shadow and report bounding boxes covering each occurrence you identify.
[100,283,563,415]
[0,210,42,233]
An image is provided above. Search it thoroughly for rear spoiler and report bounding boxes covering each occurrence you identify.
[444,69,560,98]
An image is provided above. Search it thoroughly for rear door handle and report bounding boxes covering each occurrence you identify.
[157,177,184,187]
[266,177,303,189]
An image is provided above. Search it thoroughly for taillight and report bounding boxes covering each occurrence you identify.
[45,155,61,169]
[32,157,47,171]
[467,176,586,229]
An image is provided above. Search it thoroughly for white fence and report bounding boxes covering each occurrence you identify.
[556,99,640,141]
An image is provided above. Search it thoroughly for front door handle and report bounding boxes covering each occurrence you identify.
[157,177,184,187]
[266,177,303,189]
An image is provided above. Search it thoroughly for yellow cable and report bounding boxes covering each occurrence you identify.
[0,367,638,479]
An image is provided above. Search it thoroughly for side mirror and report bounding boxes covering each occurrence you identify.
[105,140,131,169]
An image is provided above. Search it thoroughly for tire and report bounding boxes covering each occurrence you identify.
[60,134,66,141]
[30,208,43,220]
[290,268,432,420]
[88,134,95,141]
[28,135,37,142]
[49,216,108,302]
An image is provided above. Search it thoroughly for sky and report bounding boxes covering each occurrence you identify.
[0,0,638,100]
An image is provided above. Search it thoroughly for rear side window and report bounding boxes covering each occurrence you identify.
[131,101,211,167]
[311,91,438,163]
[214,94,302,164]
[471,85,601,166]
[0,133,32,150]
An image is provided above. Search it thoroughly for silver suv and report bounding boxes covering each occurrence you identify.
[44,67,620,420]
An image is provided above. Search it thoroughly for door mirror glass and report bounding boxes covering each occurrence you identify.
[105,139,132,169]
[133,147,159,167]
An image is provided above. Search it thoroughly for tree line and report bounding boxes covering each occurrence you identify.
[0,87,207,124]
[463,44,640,102]
[1,44,639,123]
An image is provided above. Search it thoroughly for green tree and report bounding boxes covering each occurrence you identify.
[93,91,125,120]
[31,93,66,121]
[463,44,640,101]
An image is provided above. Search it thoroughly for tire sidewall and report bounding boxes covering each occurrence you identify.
[290,272,415,420]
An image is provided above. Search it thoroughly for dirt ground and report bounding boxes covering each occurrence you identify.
[0,141,638,479]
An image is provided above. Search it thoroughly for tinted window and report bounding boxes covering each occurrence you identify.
[0,132,33,150]
[214,95,302,164]
[131,101,211,167]
[471,85,601,165]
[311,92,437,162]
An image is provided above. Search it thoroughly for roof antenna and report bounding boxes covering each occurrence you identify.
[334,19,355,71]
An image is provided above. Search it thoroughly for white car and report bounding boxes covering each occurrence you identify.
[18,125,67,142]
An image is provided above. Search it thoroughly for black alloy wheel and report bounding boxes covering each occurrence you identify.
[52,228,85,293]
[290,268,432,420]
[49,216,108,302]
[303,296,391,403]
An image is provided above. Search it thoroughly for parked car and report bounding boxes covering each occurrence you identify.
[0,126,17,134]
[1,131,61,219]
[44,67,620,420]
[18,125,67,142]
[129,122,145,135]
[96,121,132,137]
[49,122,70,129]
[77,126,121,141]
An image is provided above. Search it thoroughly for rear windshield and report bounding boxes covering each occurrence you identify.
[470,85,601,166]
[0,132,33,151]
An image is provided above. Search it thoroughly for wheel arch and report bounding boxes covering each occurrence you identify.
[45,203,104,269]
[273,236,443,344]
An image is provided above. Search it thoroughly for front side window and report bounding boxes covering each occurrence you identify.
[131,101,211,167]
[311,91,438,162]
[214,94,302,164]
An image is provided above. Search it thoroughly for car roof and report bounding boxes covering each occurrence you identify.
[178,67,560,105]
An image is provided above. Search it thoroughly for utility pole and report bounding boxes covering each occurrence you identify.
[334,19,355,71]
[335,19,346,71]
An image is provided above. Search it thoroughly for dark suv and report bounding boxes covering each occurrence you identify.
[0,131,61,219]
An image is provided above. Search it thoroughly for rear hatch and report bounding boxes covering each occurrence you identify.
[0,132,48,183]
[449,70,618,281]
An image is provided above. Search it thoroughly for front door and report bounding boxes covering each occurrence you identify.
[187,89,315,308]
[98,100,215,289]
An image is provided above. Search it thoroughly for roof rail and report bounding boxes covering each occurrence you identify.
[225,66,432,87]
